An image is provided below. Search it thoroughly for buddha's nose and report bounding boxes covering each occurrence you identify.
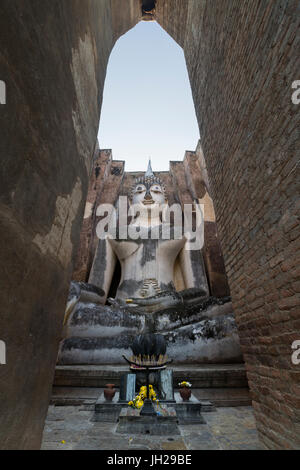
[144,189,152,200]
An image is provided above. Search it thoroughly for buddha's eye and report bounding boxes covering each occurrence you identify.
[136,186,145,192]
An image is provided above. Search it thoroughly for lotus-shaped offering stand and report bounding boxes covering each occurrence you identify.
[123,333,172,416]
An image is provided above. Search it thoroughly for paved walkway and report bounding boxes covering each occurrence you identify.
[41,403,262,450]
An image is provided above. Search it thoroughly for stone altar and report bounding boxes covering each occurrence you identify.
[93,331,214,432]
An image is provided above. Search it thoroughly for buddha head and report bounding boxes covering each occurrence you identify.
[130,161,166,208]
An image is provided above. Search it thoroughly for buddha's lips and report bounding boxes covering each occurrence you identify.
[142,199,155,205]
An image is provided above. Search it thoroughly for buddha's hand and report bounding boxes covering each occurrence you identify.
[124,287,208,314]
[125,291,183,313]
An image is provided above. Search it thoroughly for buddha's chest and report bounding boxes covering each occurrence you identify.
[109,236,185,264]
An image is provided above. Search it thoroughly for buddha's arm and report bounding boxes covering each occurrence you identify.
[88,236,117,304]
[178,244,195,289]
[179,242,209,295]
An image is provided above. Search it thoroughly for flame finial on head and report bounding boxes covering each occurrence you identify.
[145,158,154,179]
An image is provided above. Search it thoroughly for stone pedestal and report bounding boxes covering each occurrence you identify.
[116,407,180,435]
[118,373,136,403]
[93,391,122,423]
[93,388,215,427]
[174,392,215,424]
[160,369,175,402]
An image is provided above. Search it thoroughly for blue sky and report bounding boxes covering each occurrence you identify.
[97,21,199,172]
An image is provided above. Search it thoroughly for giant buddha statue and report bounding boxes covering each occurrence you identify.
[88,161,209,314]
[58,163,242,365]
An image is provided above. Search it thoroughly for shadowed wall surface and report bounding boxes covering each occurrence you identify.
[0,0,299,449]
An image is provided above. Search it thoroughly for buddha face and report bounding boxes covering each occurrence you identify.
[132,182,165,206]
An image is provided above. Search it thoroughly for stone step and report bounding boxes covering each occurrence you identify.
[192,388,252,407]
[50,386,251,408]
[54,363,249,389]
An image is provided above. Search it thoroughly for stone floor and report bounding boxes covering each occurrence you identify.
[41,400,262,450]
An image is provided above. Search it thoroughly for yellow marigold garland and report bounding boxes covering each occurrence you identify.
[128,385,160,409]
